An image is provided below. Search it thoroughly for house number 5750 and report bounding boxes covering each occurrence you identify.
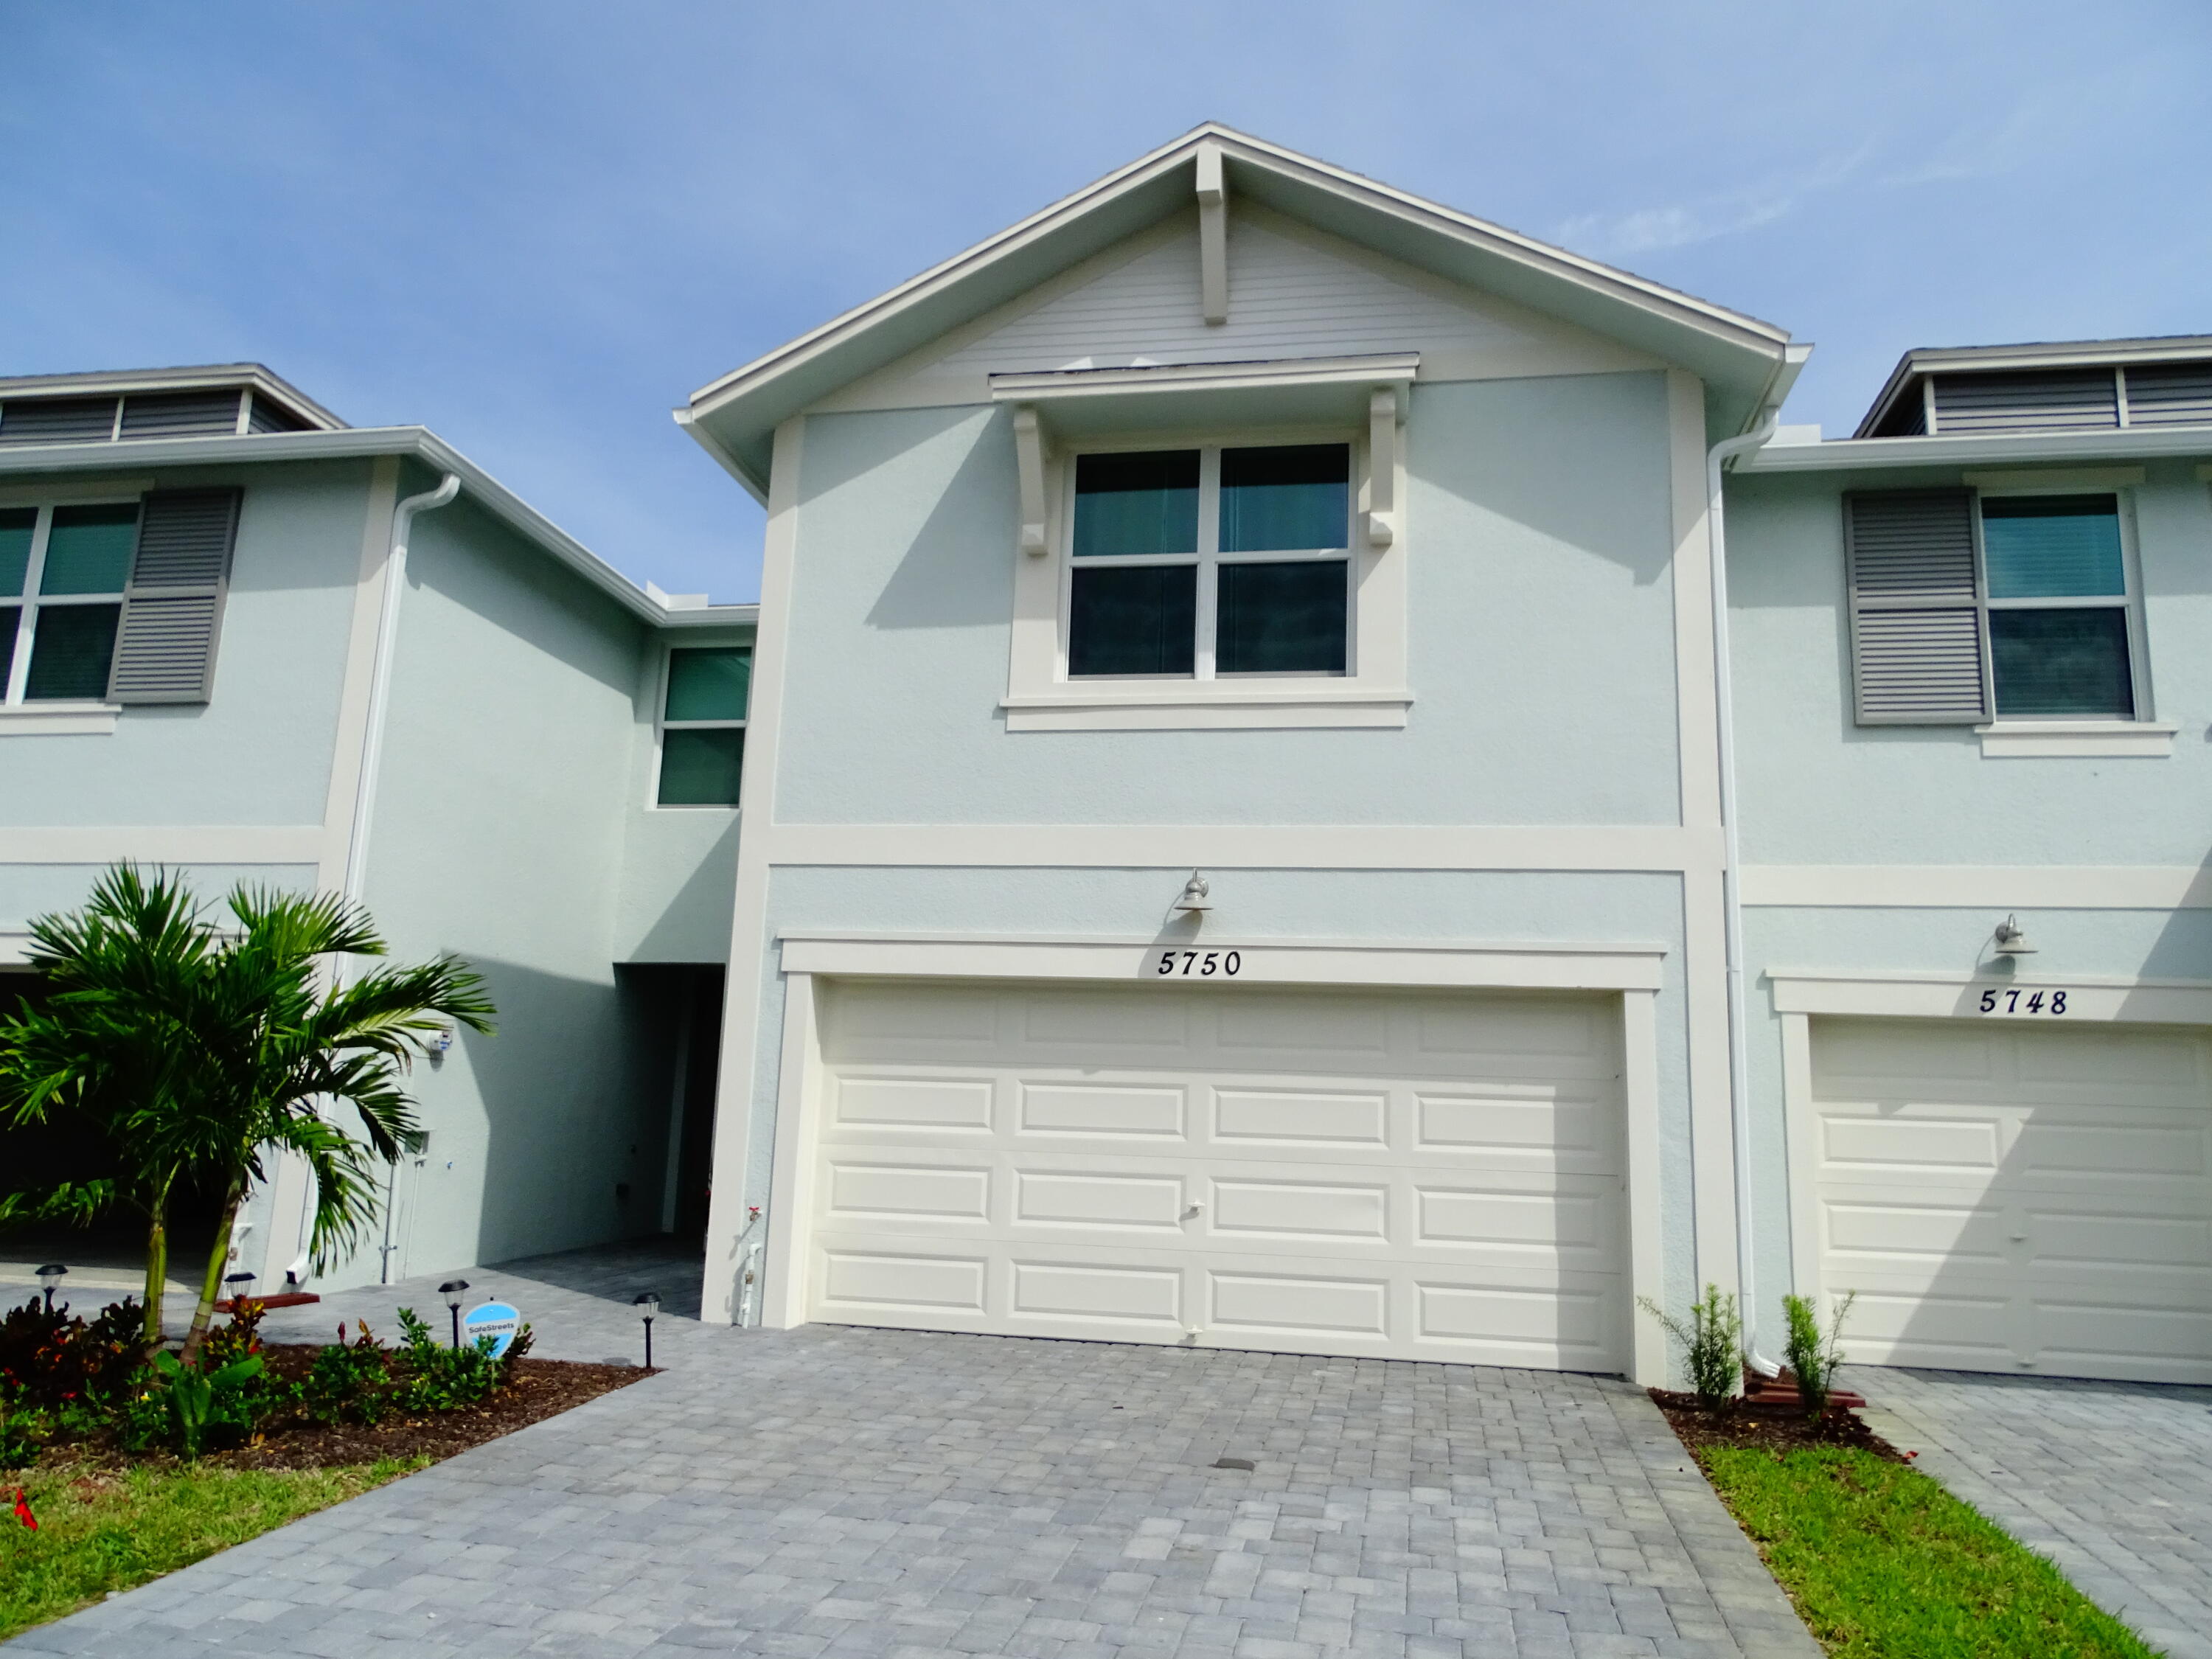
[1979,988,2067,1015]
[1158,950,1241,978]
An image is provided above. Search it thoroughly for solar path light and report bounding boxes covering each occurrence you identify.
[34,1265,66,1312]
[633,1291,661,1369]
[440,1279,470,1350]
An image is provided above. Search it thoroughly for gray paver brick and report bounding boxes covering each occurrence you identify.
[5,1241,1815,1657]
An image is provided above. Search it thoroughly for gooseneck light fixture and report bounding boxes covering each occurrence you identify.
[1992,915,2037,958]
[34,1264,66,1312]
[439,1279,470,1350]
[633,1290,661,1369]
[1172,872,1213,916]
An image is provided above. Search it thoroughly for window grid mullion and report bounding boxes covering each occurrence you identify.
[4,507,52,705]
[1194,446,1220,681]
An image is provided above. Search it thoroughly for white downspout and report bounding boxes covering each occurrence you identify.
[293,472,461,1289]
[1705,413,1781,1376]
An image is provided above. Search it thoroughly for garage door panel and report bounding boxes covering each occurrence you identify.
[1416,1091,1613,1168]
[1214,996,1391,1059]
[822,1161,992,1224]
[1811,1017,2212,1385]
[1208,1177,1390,1242]
[1009,1260,1183,1326]
[818,1248,990,1315]
[1416,1279,1618,1368]
[1207,1270,1391,1338]
[1020,988,1194,1052]
[1211,1085,1388,1147]
[1017,1081,1187,1138]
[1013,1169,1187,1231]
[832,1074,995,1130]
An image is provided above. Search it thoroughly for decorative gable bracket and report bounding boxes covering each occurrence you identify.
[1367,388,1399,549]
[1012,405,1051,556]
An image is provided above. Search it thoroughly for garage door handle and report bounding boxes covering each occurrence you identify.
[1184,1202,1205,1219]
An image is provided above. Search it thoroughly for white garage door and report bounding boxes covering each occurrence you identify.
[1812,1017,2212,1385]
[804,978,1628,1371]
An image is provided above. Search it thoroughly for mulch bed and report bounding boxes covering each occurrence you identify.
[1650,1388,1912,1464]
[32,1346,653,1475]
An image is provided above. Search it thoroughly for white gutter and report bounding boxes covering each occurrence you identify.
[1706,410,1783,1377]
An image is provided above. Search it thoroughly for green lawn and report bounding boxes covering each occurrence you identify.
[0,1458,422,1642]
[1701,1444,2163,1658]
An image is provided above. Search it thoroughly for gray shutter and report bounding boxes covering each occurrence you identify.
[119,389,246,439]
[1930,369,2118,434]
[108,488,241,704]
[2123,362,2212,427]
[1845,489,1989,726]
[0,395,119,445]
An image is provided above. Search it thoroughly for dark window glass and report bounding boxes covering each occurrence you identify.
[0,605,16,688]
[658,727,746,806]
[0,509,33,597]
[24,603,121,700]
[1982,495,2125,598]
[1217,560,1349,674]
[664,647,751,721]
[1072,451,1198,558]
[1220,445,1349,552]
[40,503,139,595]
[1068,564,1197,676]
[1990,608,2132,717]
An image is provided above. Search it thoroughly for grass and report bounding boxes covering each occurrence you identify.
[0,1456,423,1642]
[1700,1444,2163,1658]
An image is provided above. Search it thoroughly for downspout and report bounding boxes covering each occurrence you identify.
[293,472,461,1289]
[1705,413,1781,1376]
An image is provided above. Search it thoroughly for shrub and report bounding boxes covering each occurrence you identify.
[499,1322,533,1380]
[1639,1284,1744,1409]
[1783,1290,1857,1418]
[0,1295,146,1412]
[0,1382,50,1470]
[145,1349,265,1458]
[392,1308,500,1413]
[301,1321,393,1427]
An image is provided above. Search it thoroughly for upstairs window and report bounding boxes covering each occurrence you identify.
[1067,442,1351,678]
[1,502,138,703]
[1843,488,2143,726]
[656,645,750,806]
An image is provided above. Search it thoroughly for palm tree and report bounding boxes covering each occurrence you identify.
[0,864,495,1355]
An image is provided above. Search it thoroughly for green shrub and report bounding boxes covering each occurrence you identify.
[392,1308,499,1413]
[145,1351,265,1459]
[0,1296,147,1413]
[301,1321,393,1427]
[1782,1290,1857,1418]
[0,1383,50,1470]
[1638,1284,1742,1408]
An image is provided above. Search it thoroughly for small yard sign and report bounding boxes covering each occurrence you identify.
[462,1300,521,1357]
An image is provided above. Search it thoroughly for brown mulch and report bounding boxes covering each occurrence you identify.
[36,1344,652,1475]
[1649,1388,1913,1465]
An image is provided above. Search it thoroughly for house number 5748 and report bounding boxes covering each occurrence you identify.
[1158,950,1241,978]
[1979,988,2067,1015]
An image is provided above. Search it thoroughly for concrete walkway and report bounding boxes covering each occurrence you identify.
[10,1247,1817,1658]
[1854,1364,2212,1659]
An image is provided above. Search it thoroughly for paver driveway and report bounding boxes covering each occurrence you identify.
[1854,1365,2212,1659]
[10,1248,1817,1658]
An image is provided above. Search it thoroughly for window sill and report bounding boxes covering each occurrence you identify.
[1002,686,1411,731]
[1976,720,2177,758]
[0,703,119,737]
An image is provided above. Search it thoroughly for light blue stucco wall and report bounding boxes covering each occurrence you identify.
[1723,458,2212,1343]
[774,373,1685,827]
[0,459,370,831]
[334,487,675,1288]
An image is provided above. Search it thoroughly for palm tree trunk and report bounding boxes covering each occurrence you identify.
[142,1180,172,1352]
[179,1178,245,1364]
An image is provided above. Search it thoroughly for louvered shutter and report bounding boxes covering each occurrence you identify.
[108,489,241,704]
[1844,490,1989,726]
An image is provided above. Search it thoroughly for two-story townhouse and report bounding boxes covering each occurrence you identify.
[1729,339,2212,1386]
[675,125,1808,1384]
[0,364,754,1293]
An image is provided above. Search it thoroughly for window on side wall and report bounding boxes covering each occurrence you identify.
[1980,494,2135,717]
[1066,442,1352,679]
[1,501,137,704]
[656,646,750,806]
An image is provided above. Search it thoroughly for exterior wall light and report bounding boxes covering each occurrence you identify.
[633,1291,661,1368]
[1172,872,1213,915]
[1992,916,2037,957]
[34,1264,66,1312]
[439,1279,470,1349]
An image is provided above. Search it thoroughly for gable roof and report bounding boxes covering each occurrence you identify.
[678,123,1800,498]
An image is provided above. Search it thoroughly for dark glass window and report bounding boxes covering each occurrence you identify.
[1990,608,2132,717]
[1220,445,1349,552]
[657,728,747,807]
[1982,495,2125,598]
[1217,560,1349,674]
[1072,451,1198,558]
[24,604,121,700]
[1068,564,1197,676]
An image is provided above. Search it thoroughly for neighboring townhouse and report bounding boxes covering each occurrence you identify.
[0,364,754,1292]
[676,125,2212,1391]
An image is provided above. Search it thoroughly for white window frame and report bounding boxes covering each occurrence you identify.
[1,495,137,712]
[653,641,751,810]
[1004,420,1411,731]
[1972,481,2155,739]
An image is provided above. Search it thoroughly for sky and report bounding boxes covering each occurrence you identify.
[5,3,2208,603]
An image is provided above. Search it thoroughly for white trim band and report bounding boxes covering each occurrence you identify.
[1767,967,2212,1026]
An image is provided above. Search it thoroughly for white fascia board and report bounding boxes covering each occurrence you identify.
[1739,425,2212,473]
[0,427,726,627]
[679,122,1796,474]
[657,604,760,630]
[990,352,1420,402]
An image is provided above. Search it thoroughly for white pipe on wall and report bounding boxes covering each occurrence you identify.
[1705,413,1782,1375]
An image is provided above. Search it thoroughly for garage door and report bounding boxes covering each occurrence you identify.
[804,978,1628,1371]
[1812,1017,2212,1385]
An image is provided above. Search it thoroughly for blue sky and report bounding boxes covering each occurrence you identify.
[6,3,2207,601]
